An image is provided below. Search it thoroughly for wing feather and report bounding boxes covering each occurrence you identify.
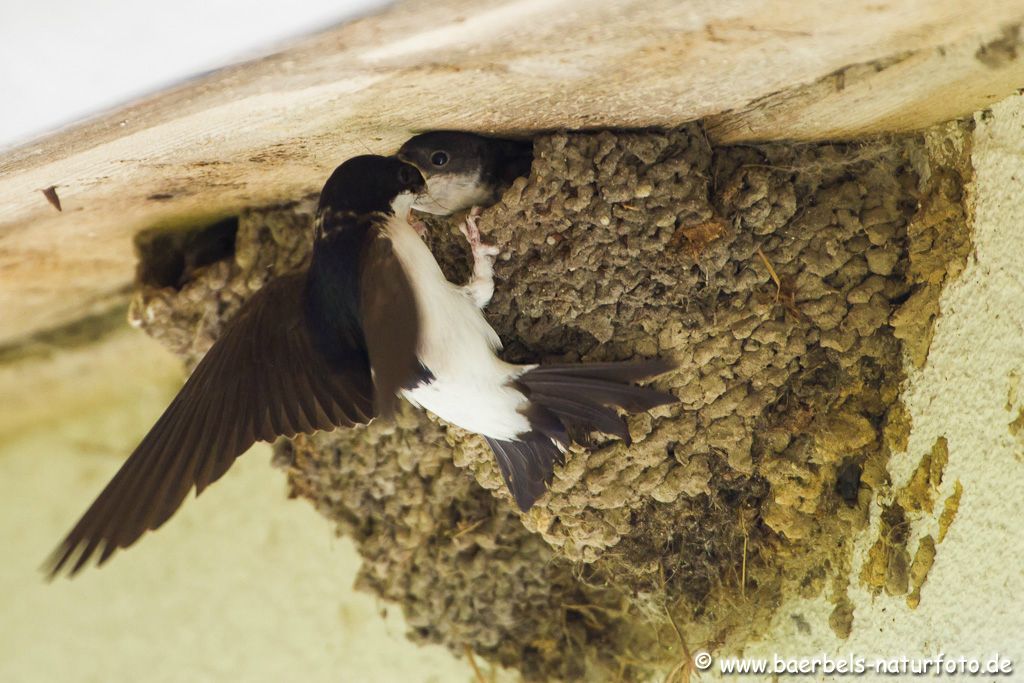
[47,272,374,577]
[358,230,429,418]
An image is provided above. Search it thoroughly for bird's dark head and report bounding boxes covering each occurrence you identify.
[397,131,533,215]
[318,155,426,218]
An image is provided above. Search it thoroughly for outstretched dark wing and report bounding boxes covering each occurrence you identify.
[47,272,374,577]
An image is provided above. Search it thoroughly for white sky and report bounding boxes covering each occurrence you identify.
[0,0,390,149]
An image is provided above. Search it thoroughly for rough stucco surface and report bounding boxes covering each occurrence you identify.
[129,122,975,680]
[734,95,1024,681]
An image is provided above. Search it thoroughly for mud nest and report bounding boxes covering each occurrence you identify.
[129,125,970,681]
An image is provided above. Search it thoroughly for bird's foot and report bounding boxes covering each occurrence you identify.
[459,207,498,309]
[459,206,500,261]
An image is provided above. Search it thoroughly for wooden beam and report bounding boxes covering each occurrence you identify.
[1,0,1022,344]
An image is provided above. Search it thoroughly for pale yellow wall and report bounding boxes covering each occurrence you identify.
[0,333,481,683]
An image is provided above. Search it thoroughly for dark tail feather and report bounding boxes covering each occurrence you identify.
[525,392,631,443]
[485,434,565,512]
[517,359,677,416]
[520,358,675,384]
[485,358,676,511]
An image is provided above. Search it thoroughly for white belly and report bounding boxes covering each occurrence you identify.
[405,376,530,439]
[385,216,532,440]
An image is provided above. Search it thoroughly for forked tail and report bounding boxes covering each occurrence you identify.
[486,358,676,511]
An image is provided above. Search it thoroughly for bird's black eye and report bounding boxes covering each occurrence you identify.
[397,165,420,186]
[430,150,449,167]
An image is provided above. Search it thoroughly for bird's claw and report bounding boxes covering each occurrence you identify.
[460,207,499,259]
[459,207,498,309]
